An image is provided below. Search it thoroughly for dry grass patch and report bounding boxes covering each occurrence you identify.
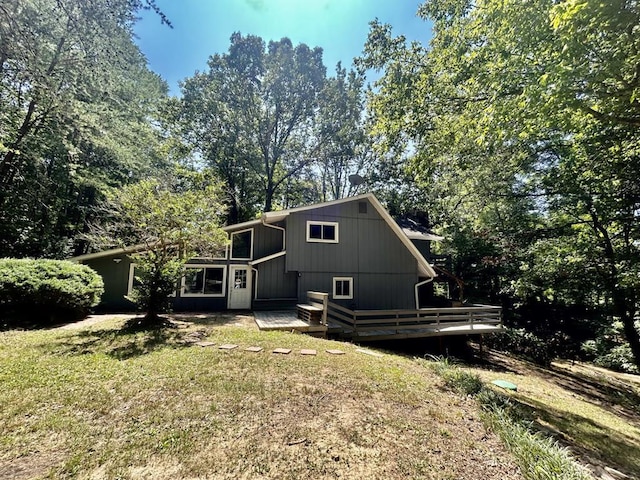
[0,314,522,479]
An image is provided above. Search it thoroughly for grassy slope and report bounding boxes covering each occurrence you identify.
[462,350,640,478]
[0,315,521,480]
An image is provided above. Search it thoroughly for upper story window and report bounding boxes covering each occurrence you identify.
[306,221,339,243]
[231,229,253,260]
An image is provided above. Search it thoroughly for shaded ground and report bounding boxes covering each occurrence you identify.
[470,349,640,480]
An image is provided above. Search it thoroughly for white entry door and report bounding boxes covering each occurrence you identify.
[228,265,252,309]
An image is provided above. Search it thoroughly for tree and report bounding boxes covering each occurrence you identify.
[178,33,347,221]
[361,0,640,367]
[92,169,227,326]
[316,63,371,201]
[0,0,169,258]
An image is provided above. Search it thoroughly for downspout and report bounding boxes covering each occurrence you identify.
[255,217,285,300]
[415,277,434,310]
[261,216,286,251]
[251,267,259,299]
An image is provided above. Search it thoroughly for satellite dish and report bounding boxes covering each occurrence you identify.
[348,174,365,186]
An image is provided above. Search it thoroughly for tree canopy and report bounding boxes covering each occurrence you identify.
[175,33,367,223]
[361,0,640,368]
[0,0,169,258]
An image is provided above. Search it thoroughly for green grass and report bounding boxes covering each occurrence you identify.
[0,315,521,480]
[459,350,640,478]
[426,358,592,480]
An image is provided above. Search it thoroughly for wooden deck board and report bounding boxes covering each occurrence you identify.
[254,310,327,333]
[350,324,503,341]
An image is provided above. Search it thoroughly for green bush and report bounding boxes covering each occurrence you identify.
[0,258,104,326]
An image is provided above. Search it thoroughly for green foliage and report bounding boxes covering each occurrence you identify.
[486,328,553,366]
[429,358,591,480]
[0,0,169,258]
[581,321,640,374]
[91,169,227,324]
[481,402,592,480]
[430,359,484,395]
[361,0,640,368]
[0,259,103,325]
[176,34,367,221]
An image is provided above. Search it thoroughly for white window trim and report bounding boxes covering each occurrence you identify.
[333,276,353,300]
[127,263,137,296]
[181,264,227,298]
[306,221,339,243]
[230,228,254,260]
[128,263,177,297]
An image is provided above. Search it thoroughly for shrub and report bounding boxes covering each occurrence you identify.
[0,258,104,326]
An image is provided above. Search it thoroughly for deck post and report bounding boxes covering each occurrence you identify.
[321,292,328,325]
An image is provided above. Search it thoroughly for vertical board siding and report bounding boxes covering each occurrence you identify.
[289,198,421,309]
[252,223,285,260]
[255,255,297,299]
[86,255,135,311]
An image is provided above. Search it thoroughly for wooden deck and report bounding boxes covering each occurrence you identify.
[254,292,504,341]
[254,310,328,335]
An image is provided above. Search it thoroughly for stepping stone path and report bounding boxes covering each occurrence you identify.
[184,334,364,358]
[273,348,292,354]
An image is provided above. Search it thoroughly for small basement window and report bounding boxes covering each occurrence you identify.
[333,277,353,300]
[306,221,339,243]
[182,265,226,297]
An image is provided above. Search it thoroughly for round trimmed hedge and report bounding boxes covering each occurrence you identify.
[0,259,104,326]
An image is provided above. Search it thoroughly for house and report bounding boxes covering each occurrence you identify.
[73,193,439,312]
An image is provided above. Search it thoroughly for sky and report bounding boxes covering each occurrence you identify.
[133,0,433,95]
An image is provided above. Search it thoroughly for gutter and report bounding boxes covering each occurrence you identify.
[415,277,434,310]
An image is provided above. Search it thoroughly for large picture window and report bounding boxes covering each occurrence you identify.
[306,221,339,243]
[181,265,226,297]
[231,229,253,260]
[333,277,353,300]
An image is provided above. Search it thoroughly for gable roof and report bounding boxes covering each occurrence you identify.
[72,194,437,278]
[259,193,437,278]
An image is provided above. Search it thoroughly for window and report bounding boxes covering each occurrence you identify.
[306,221,339,243]
[127,263,141,296]
[231,229,253,259]
[181,265,226,297]
[128,264,176,297]
[333,277,353,300]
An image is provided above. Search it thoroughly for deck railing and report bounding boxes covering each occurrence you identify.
[303,291,502,336]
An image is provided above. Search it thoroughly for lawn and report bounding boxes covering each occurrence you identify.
[463,349,640,479]
[0,314,521,480]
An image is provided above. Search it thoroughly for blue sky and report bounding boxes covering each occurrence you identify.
[134,0,433,95]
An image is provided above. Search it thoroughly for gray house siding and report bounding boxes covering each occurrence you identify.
[247,223,284,260]
[255,255,297,299]
[85,255,135,311]
[286,198,420,309]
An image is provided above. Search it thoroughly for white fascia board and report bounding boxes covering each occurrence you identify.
[368,195,438,278]
[249,250,286,266]
[69,243,149,262]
